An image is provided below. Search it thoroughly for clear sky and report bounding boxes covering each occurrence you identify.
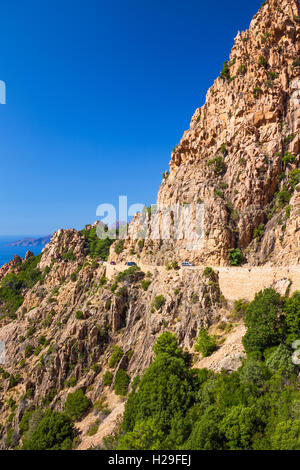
[0,0,263,235]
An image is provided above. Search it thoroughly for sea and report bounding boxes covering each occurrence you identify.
[0,236,45,268]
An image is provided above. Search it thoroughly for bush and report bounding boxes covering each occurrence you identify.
[114,370,130,396]
[22,409,75,450]
[253,224,265,240]
[88,422,99,436]
[152,295,166,311]
[228,248,243,266]
[141,279,151,291]
[25,344,34,358]
[103,371,113,386]
[220,60,230,80]
[266,344,296,376]
[153,332,181,357]
[195,330,217,357]
[259,55,267,67]
[61,250,76,261]
[80,225,114,260]
[207,156,226,175]
[0,254,42,318]
[114,240,125,254]
[75,310,84,320]
[108,346,123,368]
[203,267,215,278]
[284,291,300,344]
[64,390,91,421]
[117,419,164,450]
[242,289,284,353]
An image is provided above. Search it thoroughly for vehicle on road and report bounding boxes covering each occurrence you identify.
[182,261,194,267]
[110,261,116,265]
[127,261,137,266]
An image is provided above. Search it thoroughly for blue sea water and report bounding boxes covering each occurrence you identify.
[0,236,45,267]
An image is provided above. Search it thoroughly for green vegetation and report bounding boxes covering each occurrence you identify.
[207,156,226,175]
[0,254,42,318]
[220,61,230,81]
[61,250,76,262]
[114,370,130,396]
[22,409,75,450]
[195,330,218,357]
[152,295,166,311]
[103,371,113,386]
[203,267,215,279]
[75,310,84,320]
[80,225,114,260]
[292,58,300,67]
[141,279,151,291]
[228,248,244,266]
[259,55,267,67]
[112,291,300,449]
[282,151,296,167]
[253,224,265,240]
[64,390,91,421]
[114,240,125,254]
[108,346,124,368]
[253,87,262,99]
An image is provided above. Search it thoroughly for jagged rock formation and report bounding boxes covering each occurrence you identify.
[112,0,300,266]
[0,228,223,449]
[0,0,299,450]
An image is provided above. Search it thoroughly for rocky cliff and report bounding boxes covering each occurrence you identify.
[0,0,299,450]
[112,0,300,267]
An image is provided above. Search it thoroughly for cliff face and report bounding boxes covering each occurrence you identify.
[113,0,300,266]
[0,229,223,449]
[0,0,299,450]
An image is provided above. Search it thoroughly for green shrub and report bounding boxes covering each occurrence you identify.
[88,422,99,436]
[289,169,300,190]
[103,371,113,386]
[64,390,91,421]
[242,289,284,353]
[259,55,267,67]
[207,156,226,175]
[0,254,42,318]
[203,267,215,278]
[25,344,34,358]
[282,151,295,166]
[253,87,262,99]
[80,225,114,260]
[61,250,76,262]
[153,332,181,358]
[114,240,125,254]
[220,61,230,80]
[141,279,151,291]
[195,330,217,357]
[253,224,265,239]
[266,344,296,376]
[108,346,123,368]
[292,58,300,67]
[228,248,243,266]
[75,310,84,320]
[22,409,75,450]
[284,291,300,344]
[152,295,166,311]
[114,370,130,396]
[277,185,291,206]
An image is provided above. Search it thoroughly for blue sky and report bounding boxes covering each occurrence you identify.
[0,0,262,235]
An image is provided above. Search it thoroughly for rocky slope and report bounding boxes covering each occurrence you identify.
[0,0,299,450]
[112,0,300,267]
